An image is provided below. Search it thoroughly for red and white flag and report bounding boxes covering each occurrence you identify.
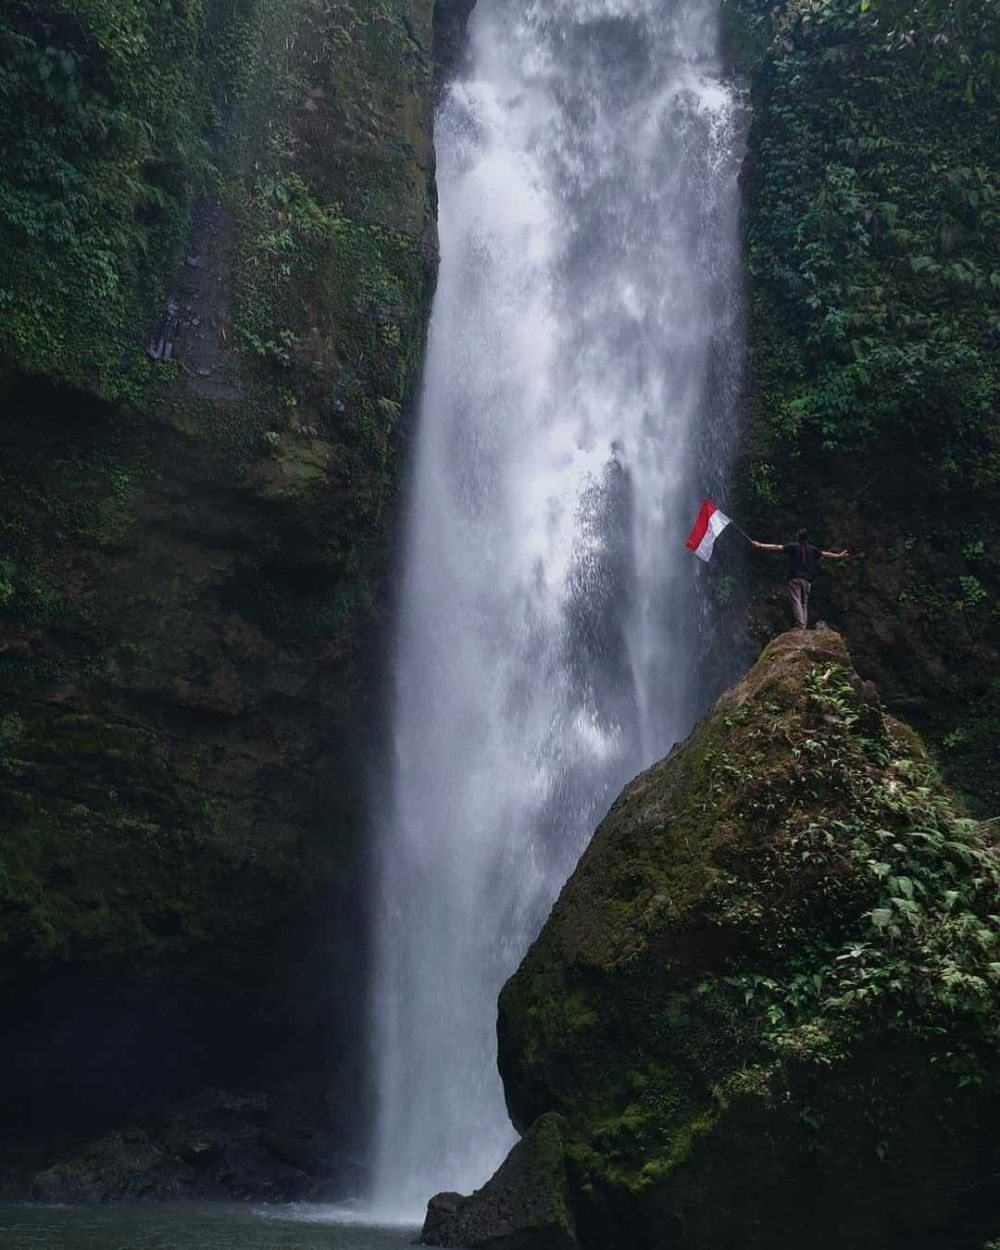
[685,498,732,562]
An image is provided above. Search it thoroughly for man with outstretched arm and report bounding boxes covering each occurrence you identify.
[751,528,851,630]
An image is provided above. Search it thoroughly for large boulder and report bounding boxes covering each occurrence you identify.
[427,629,999,1249]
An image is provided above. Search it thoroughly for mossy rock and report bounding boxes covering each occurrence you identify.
[0,0,437,1171]
[423,1113,577,1250]
[443,630,998,1249]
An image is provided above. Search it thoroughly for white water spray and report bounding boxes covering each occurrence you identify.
[371,0,744,1219]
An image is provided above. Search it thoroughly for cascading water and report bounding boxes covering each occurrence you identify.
[370,0,744,1219]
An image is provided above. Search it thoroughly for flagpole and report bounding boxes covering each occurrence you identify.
[709,497,753,544]
[729,519,753,545]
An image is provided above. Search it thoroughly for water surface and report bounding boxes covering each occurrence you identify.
[0,1204,419,1250]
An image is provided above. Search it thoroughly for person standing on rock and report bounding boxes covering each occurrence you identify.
[751,529,852,629]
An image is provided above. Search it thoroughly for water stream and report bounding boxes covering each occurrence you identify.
[371,0,744,1219]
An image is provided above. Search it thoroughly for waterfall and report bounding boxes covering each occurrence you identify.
[370,0,744,1219]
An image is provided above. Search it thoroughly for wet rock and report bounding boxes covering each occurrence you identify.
[0,0,436,1194]
[12,1088,323,1203]
[30,1129,196,1202]
[422,1115,576,1249]
[487,630,999,1249]
[423,1191,466,1237]
[434,0,477,83]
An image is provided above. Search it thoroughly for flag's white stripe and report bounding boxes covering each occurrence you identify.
[693,509,731,561]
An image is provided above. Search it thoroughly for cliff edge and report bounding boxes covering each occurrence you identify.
[0,0,438,1189]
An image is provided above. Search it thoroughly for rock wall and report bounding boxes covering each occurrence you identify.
[0,0,437,1184]
[723,0,998,814]
[425,630,999,1248]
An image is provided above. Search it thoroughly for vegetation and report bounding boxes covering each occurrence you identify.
[713,663,996,1080]
[0,0,212,390]
[726,0,999,813]
[731,0,997,457]
[0,0,437,1177]
[495,631,999,1248]
[0,0,436,959]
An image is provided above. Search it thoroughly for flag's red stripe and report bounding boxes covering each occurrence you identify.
[684,499,717,551]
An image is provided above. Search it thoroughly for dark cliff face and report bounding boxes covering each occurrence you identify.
[0,0,436,1183]
[723,0,998,815]
[426,630,999,1249]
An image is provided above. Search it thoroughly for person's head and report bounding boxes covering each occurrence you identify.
[797,528,809,542]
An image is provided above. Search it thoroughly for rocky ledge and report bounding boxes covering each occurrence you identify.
[423,629,999,1250]
[0,1087,338,1203]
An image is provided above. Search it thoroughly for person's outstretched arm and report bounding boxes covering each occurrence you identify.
[751,540,784,553]
[820,548,851,560]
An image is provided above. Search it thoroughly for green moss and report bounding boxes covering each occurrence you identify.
[498,630,999,1246]
[520,1113,574,1231]
[0,0,437,1072]
[0,0,213,392]
[0,705,307,973]
[727,0,999,815]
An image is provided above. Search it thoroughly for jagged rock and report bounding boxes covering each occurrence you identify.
[452,629,998,1250]
[433,0,477,83]
[5,1088,322,1203]
[424,1192,467,1238]
[30,1129,195,1203]
[422,1114,576,1249]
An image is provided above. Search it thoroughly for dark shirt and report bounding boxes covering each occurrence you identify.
[784,542,821,582]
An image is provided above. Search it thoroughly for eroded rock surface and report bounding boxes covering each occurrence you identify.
[423,1114,577,1250]
[0,0,437,1187]
[4,1089,328,1203]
